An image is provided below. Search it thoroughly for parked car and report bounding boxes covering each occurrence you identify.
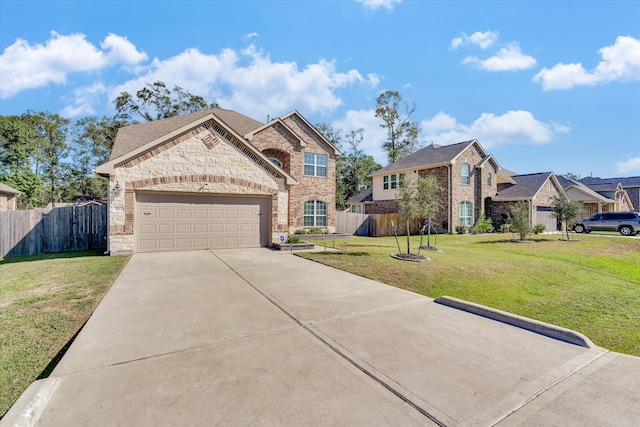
[573,212,640,236]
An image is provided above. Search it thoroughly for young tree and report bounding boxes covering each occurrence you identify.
[396,175,442,255]
[374,90,419,164]
[551,195,584,240]
[509,200,531,241]
[114,81,219,123]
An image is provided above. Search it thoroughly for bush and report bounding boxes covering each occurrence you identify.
[294,229,307,235]
[310,227,323,235]
[286,235,302,243]
[533,224,546,234]
[455,224,468,234]
[473,213,494,234]
[500,224,511,233]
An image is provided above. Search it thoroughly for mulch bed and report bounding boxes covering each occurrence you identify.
[390,253,431,262]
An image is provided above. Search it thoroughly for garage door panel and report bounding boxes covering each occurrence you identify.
[136,193,268,253]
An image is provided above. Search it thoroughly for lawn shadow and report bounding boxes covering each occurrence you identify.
[309,251,370,257]
[0,249,106,266]
[472,236,552,244]
[36,318,89,380]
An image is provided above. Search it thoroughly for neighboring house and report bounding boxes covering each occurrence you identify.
[0,183,20,211]
[579,176,639,212]
[360,140,566,232]
[557,176,618,217]
[366,140,510,232]
[96,109,339,254]
[347,187,373,213]
[490,172,565,231]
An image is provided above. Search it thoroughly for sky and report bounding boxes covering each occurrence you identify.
[1,0,639,179]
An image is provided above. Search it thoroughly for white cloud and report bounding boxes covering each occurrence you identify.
[60,82,108,118]
[450,31,499,50]
[0,32,147,98]
[534,36,640,90]
[616,157,640,174]
[419,110,570,149]
[463,43,537,71]
[109,44,378,121]
[332,109,388,165]
[355,0,402,11]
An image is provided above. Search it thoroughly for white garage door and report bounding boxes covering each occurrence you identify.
[536,208,559,232]
[136,193,269,253]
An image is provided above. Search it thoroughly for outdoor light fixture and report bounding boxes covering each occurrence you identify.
[112,181,121,194]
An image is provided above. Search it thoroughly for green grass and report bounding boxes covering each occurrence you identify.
[0,250,129,418]
[300,234,640,356]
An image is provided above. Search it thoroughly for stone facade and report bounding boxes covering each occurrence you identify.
[0,192,18,211]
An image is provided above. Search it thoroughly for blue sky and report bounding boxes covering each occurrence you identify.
[1,0,639,179]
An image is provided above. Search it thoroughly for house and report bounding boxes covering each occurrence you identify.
[556,176,619,217]
[490,172,565,231]
[0,183,20,211]
[579,176,638,212]
[361,140,565,232]
[95,109,339,254]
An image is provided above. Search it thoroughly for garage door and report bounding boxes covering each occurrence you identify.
[536,207,559,232]
[136,193,269,252]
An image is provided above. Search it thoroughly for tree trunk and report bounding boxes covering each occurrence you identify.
[406,219,411,254]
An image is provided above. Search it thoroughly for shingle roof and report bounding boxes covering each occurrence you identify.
[494,172,554,200]
[347,187,373,204]
[580,176,640,188]
[0,183,21,194]
[109,109,264,160]
[371,140,478,175]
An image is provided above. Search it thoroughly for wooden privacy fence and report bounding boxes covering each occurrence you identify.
[335,212,423,237]
[0,205,107,259]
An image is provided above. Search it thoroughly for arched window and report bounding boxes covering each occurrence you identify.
[461,163,470,185]
[459,201,472,226]
[486,172,492,187]
[269,157,282,167]
[304,200,327,227]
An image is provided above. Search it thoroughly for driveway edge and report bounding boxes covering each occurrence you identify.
[434,296,595,348]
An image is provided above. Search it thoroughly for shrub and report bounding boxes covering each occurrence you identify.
[473,213,494,233]
[286,235,302,243]
[500,224,511,233]
[533,224,546,234]
[294,229,307,235]
[455,224,468,234]
[310,227,323,235]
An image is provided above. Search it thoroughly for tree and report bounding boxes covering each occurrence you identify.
[563,172,580,180]
[508,201,531,241]
[114,81,219,123]
[23,112,69,207]
[374,90,419,164]
[315,124,381,210]
[396,174,442,255]
[551,194,584,240]
[64,116,123,200]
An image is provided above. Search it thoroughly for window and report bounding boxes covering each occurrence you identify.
[461,163,470,185]
[304,153,327,177]
[269,157,282,167]
[304,200,327,226]
[383,173,404,190]
[350,204,363,213]
[459,201,472,226]
[486,173,492,187]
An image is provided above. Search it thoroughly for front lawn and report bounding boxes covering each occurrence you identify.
[300,234,640,357]
[0,250,129,418]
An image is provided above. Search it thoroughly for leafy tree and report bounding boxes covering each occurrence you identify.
[396,174,442,254]
[551,194,584,240]
[563,172,580,180]
[23,111,70,207]
[114,81,219,123]
[508,201,531,241]
[374,90,419,164]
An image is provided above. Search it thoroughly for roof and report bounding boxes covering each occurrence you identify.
[494,172,555,201]
[580,176,640,188]
[557,175,612,202]
[0,183,21,194]
[347,187,373,204]
[371,140,479,175]
[109,109,264,160]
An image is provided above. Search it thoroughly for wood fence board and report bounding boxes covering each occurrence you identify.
[0,205,107,259]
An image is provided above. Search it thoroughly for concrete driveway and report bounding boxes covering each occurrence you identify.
[4,249,639,426]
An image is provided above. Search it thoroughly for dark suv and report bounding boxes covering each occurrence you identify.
[574,212,640,236]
